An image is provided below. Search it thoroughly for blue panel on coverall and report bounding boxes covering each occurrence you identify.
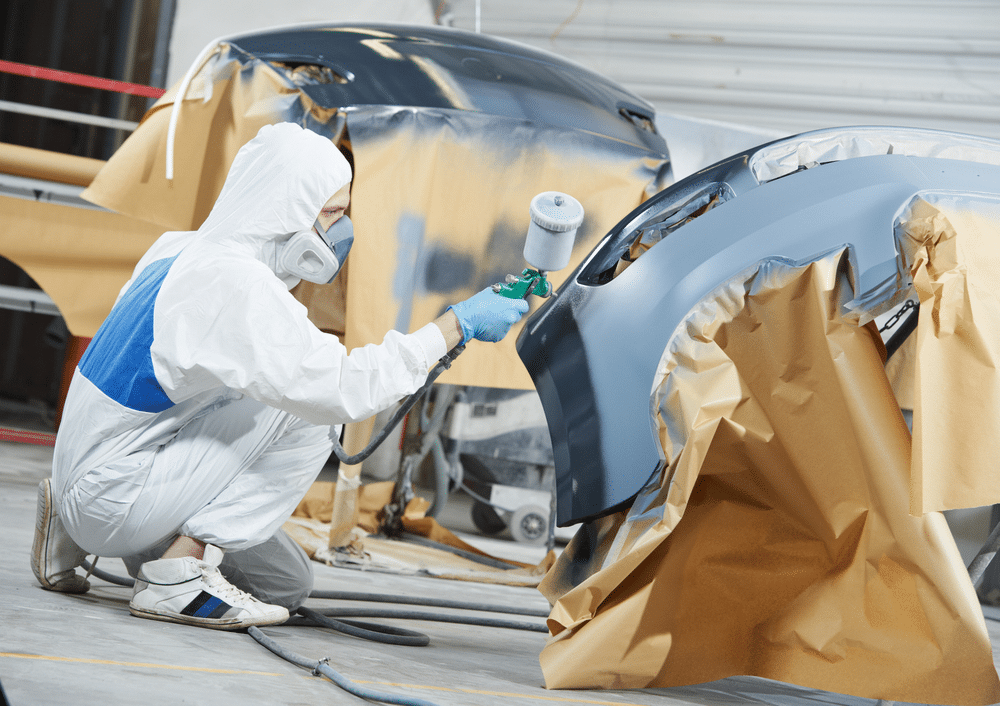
[79,256,178,413]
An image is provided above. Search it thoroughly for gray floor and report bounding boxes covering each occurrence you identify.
[4,438,1000,706]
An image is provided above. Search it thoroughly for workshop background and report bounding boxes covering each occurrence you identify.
[0,0,997,531]
[4,3,1000,704]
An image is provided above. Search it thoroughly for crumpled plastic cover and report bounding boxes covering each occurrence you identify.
[750,126,1000,182]
[282,479,556,586]
[538,242,1000,705]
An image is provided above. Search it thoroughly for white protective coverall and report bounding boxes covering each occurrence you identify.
[52,123,447,608]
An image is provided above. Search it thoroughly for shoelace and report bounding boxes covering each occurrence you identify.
[198,564,261,606]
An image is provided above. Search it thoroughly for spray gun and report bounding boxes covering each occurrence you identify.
[332,191,584,467]
[493,191,585,300]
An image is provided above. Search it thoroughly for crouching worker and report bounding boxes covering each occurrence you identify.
[30,122,529,630]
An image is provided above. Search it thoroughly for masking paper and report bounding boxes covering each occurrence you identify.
[896,195,1000,515]
[345,105,667,389]
[81,46,340,232]
[538,250,1000,705]
[0,195,164,336]
[0,142,104,186]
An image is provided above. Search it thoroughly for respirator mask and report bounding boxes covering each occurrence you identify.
[278,215,354,284]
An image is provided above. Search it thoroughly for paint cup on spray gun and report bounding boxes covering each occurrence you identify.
[494,191,585,299]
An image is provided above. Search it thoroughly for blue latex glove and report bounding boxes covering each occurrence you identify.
[447,288,530,344]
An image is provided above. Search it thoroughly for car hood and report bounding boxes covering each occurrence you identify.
[226,24,663,154]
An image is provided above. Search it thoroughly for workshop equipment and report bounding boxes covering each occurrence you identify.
[385,193,584,545]
[442,385,556,545]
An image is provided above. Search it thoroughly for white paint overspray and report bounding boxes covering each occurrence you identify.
[391,213,427,333]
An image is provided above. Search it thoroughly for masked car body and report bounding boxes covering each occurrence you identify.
[516,125,1000,703]
[220,25,665,155]
[80,23,670,392]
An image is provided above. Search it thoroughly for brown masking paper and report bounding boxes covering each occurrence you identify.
[0,142,104,186]
[0,195,164,336]
[897,195,1000,514]
[538,251,1000,705]
[81,46,336,232]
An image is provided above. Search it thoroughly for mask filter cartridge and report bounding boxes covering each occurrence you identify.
[279,216,353,285]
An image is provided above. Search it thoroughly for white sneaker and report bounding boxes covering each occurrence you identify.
[129,544,289,630]
[31,478,90,594]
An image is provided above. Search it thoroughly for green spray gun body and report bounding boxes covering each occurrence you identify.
[493,268,553,299]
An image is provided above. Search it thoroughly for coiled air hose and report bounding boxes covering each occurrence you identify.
[76,342,556,706]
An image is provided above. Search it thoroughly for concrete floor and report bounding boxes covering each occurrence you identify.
[4,438,1000,706]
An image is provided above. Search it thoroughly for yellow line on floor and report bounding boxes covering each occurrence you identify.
[353,680,458,692]
[458,688,631,705]
[4,652,630,704]
[353,680,631,705]
[0,652,282,676]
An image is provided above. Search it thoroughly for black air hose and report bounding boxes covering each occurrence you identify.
[331,345,464,466]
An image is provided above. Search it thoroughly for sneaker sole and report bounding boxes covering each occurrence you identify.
[30,479,51,587]
[128,604,288,631]
[31,478,89,594]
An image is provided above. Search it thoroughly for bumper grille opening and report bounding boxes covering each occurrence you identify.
[580,181,734,285]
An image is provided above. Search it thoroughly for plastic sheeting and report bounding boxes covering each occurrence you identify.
[283,480,555,586]
[750,127,1000,183]
[538,242,1000,704]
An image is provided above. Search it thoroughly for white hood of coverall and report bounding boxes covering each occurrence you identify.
[134,122,351,289]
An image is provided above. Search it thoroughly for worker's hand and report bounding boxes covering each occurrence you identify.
[447,288,530,344]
